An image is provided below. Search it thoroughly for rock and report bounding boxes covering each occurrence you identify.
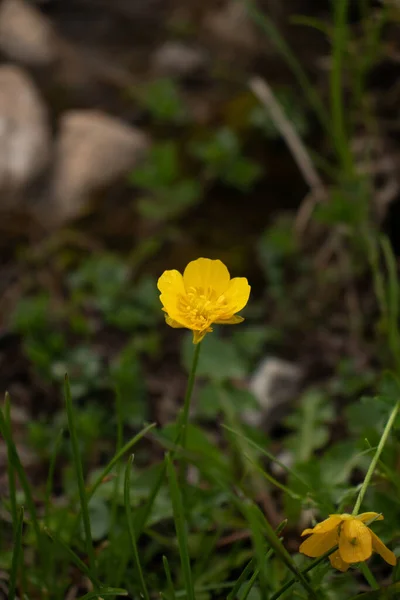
[203,2,259,53]
[0,0,59,66]
[243,357,303,429]
[0,65,51,203]
[50,110,150,223]
[151,41,207,78]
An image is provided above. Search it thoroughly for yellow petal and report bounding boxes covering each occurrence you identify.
[357,513,383,524]
[339,519,372,564]
[299,529,338,558]
[370,530,397,566]
[329,550,350,572]
[301,515,343,536]
[192,328,212,344]
[158,270,186,318]
[183,258,230,296]
[214,315,244,325]
[165,316,185,328]
[222,277,251,313]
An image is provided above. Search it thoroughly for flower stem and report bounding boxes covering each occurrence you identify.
[352,399,400,516]
[359,562,379,590]
[178,342,201,451]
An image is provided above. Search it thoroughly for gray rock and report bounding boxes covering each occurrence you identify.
[203,2,259,53]
[244,357,303,429]
[50,110,150,223]
[0,0,59,66]
[0,65,51,203]
[151,41,207,78]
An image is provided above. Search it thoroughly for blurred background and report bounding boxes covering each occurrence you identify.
[1,0,400,596]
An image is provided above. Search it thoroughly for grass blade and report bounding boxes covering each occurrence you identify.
[245,0,329,132]
[163,555,177,600]
[166,453,195,600]
[42,526,102,588]
[124,454,150,600]
[227,558,255,600]
[4,393,18,532]
[0,403,41,546]
[88,422,156,503]
[78,590,128,600]
[9,506,24,600]
[45,428,63,525]
[64,375,97,579]
[245,503,319,600]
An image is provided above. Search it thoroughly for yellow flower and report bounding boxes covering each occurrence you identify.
[300,512,396,572]
[157,257,250,343]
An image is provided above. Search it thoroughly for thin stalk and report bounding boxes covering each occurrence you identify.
[163,555,177,600]
[64,375,97,579]
[45,428,63,524]
[227,558,255,600]
[9,506,24,600]
[124,455,150,600]
[4,394,17,532]
[78,590,127,600]
[42,526,102,588]
[178,343,201,450]
[359,562,379,590]
[107,386,124,584]
[247,504,318,600]
[240,569,259,600]
[166,453,195,600]
[331,0,353,174]
[134,345,201,538]
[0,406,41,546]
[352,399,400,515]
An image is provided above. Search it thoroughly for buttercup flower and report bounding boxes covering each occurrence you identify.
[300,512,396,572]
[157,257,250,343]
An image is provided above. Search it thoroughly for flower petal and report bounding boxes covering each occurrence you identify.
[158,270,186,317]
[357,513,383,524]
[183,258,230,296]
[221,277,251,314]
[301,515,343,536]
[339,519,372,564]
[370,530,397,566]
[165,316,185,328]
[299,529,338,558]
[329,550,350,572]
[214,315,244,325]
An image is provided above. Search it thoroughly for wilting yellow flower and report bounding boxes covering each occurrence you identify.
[300,512,396,572]
[157,257,250,343]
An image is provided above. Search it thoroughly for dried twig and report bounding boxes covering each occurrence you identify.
[249,76,328,235]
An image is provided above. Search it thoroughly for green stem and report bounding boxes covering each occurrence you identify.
[178,343,201,451]
[352,399,400,515]
[64,375,97,580]
[359,562,379,590]
[124,455,150,600]
[133,343,201,540]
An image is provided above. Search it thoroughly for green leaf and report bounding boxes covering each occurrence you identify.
[137,78,187,123]
[284,390,334,463]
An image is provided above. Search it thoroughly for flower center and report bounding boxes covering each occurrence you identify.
[177,286,225,329]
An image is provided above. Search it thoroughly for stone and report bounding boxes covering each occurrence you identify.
[203,2,259,53]
[151,41,207,78]
[0,0,59,66]
[50,110,150,223]
[0,65,51,202]
[243,357,303,429]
